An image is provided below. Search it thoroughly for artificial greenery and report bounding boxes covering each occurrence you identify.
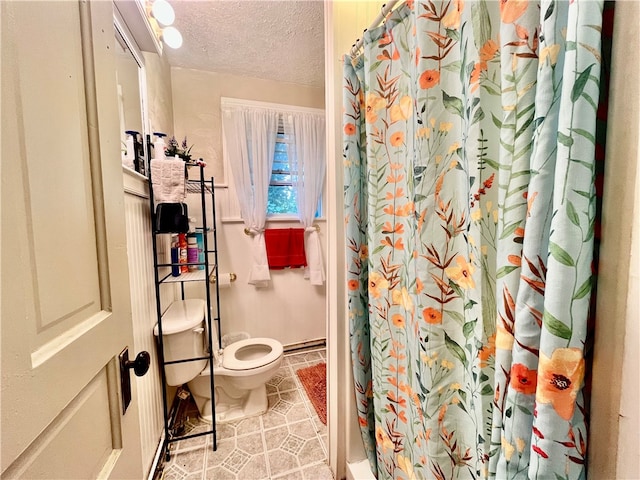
[165,136,193,162]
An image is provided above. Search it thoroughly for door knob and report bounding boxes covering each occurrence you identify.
[119,347,151,414]
[124,351,151,377]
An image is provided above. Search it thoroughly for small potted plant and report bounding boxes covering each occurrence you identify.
[165,136,194,164]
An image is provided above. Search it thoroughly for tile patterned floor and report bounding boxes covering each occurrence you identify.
[160,348,332,480]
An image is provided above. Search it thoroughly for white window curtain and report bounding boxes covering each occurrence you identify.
[285,112,326,285]
[222,105,279,287]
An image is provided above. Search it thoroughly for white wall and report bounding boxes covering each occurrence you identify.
[143,50,175,138]
[616,143,640,478]
[183,194,327,347]
[172,68,327,347]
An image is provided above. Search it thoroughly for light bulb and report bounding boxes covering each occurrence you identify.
[162,26,183,49]
[151,0,175,27]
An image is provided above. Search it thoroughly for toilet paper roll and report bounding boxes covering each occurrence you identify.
[216,273,233,288]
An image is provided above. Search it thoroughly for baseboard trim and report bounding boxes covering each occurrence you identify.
[283,338,326,354]
[147,434,165,480]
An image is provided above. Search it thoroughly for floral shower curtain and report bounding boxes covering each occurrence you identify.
[343,1,604,479]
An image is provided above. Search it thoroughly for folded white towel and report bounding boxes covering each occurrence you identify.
[150,158,186,204]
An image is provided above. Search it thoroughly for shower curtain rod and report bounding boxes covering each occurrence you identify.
[349,0,401,58]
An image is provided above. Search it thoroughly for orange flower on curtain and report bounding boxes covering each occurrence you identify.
[500,0,528,24]
[368,272,389,299]
[537,348,585,420]
[419,69,440,89]
[445,255,476,289]
[422,307,442,325]
[510,363,538,395]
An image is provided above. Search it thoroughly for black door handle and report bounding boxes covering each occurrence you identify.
[119,347,151,414]
[125,351,151,377]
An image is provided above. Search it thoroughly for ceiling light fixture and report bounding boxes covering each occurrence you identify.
[161,26,183,49]
[145,0,183,50]
[151,0,175,26]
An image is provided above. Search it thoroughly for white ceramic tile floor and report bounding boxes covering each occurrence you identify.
[159,348,332,480]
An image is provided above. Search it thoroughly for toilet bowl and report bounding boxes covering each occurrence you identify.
[189,338,283,423]
[154,299,284,424]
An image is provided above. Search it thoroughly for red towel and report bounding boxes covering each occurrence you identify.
[264,229,290,269]
[264,228,307,269]
[289,228,307,268]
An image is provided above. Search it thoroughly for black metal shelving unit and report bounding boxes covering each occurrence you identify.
[148,158,221,461]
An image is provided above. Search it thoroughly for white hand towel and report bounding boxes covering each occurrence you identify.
[150,158,186,204]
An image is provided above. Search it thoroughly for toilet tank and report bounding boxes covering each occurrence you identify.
[154,299,208,386]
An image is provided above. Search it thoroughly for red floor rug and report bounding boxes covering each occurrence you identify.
[296,362,327,425]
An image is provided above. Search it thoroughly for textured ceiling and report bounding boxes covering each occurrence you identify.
[163,0,325,88]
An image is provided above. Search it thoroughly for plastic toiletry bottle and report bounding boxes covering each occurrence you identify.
[178,233,188,273]
[187,234,199,272]
[170,235,180,277]
[125,130,143,174]
[195,229,205,270]
[153,132,167,160]
[123,133,135,169]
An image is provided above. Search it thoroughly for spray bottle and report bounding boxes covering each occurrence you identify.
[178,233,188,273]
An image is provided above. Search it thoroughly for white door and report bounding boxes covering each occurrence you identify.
[1,1,145,478]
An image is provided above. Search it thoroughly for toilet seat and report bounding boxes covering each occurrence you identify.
[223,338,283,371]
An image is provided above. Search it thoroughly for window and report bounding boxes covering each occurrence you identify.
[220,97,324,222]
[267,129,298,215]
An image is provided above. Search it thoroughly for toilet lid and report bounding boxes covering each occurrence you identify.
[153,299,205,336]
[223,338,283,371]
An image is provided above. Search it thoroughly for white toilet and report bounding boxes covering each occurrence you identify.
[154,299,284,423]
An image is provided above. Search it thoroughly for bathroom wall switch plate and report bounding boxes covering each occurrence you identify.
[119,347,133,414]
